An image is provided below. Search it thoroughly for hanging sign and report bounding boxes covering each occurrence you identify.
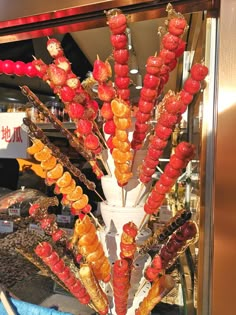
[0,112,28,158]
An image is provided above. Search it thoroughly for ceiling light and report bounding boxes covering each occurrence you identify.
[135,74,142,89]
[129,52,138,74]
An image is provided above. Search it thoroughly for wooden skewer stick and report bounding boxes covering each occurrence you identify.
[0,288,17,315]
[94,189,107,204]
[122,187,125,207]
[138,213,149,231]
[135,279,149,297]
[131,149,137,173]
[133,183,145,207]
[93,121,109,150]
[89,212,104,230]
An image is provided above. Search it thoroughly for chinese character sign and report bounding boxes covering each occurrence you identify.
[0,113,29,158]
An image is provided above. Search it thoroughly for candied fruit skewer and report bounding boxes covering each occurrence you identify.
[24,123,104,200]
[20,85,104,179]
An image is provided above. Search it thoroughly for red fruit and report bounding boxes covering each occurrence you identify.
[143,74,160,89]
[82,204,92,214]
[93,57,109,82]
[111,33,127,49]
[66,76,80,89]
[14,61,26,76]
[174,38,186,57]
[55,56,71,72]
[145,266,159,281]
[29,203,40,216]
[139,173,151,184]
[168,58,177,71]
[104,119,116,135]
[123,222,138,238]
[158,112,178,128]
[113,49,129,64]
[159,49,176,64]
[47,64,67,86]
[108,13,127,30]
[143,157,158,169]
[47,38,64,58]
[147,197,162,209]
[0,60,3,73]
[180,221,197,239]
[164,164,181,178]
[175,142,195,159]
[45,252,60,266]
[135,111,151,123]
[85,100,99,120]
[52,229,65,242]
[35,242,52,258]
[160,64,170,75]
[52,259,65,273]
[166,241,178,254]
[113,259,129,276]
[68,102,85,119]
[57,266,71,281]
[64,275,76,287]
[149,190,165,203]
[140,88,157,102]
[135,122,149,133]
[116,88,130,100]
[114,63,129,76]
[179,90,193,105]
[146,55,163,75]
[155,124,172,140]
[84,134,100,150]
[101,102,113,120]
[165,97,184,114]
[60,85,76,102]
[98,83,116,102]
[159,173,175,187]
[150,136,167,150]
[147,147,163,161]
[76,119,93,135]
[142,165,156,177]
[70,282,83,293]
[152,255,163,271]
[133,131,146,142]
[169,155,186,170]
[138,99,154,114]
[159,247,173,263]
[154,181,170,194]
[106,135,114,150]
[183,77,201,95]
[162,33,180,51]
[168,18,187,36]
[144,203,156,214]
[2,60,14,74]
[115,76,130,89]
[190,63,208,81]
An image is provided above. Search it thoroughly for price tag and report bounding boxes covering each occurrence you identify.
[159,205,172,223]
[28,223,45,235]
[8,208,21,216]
[0,220,13,233]
[56,215,71,224]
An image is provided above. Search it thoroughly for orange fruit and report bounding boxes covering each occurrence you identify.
[27,139,44,155]
[67,186,83,201]
[86,243,104,263]
[74,215,91,236]
[113,116,131,130]
[71,194,89,210]
[41,155,57,170]
[115,168,132,185]
[56,171,72,188]
[115,129,128,141]
[34,146,52,162]
[47,163,63,179]
[112,148,133,163]
[60,179,76,194]
[114,162,130,173]
[111,98,131,118]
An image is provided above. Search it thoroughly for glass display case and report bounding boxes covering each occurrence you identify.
[0,1,228,315]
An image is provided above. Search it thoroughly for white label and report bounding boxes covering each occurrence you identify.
[8,208,21,216]
[56,215,71,224]
[28,223,45,235]
[0,220,13,233]
[159,205,172,223]
[0,112,29,158]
